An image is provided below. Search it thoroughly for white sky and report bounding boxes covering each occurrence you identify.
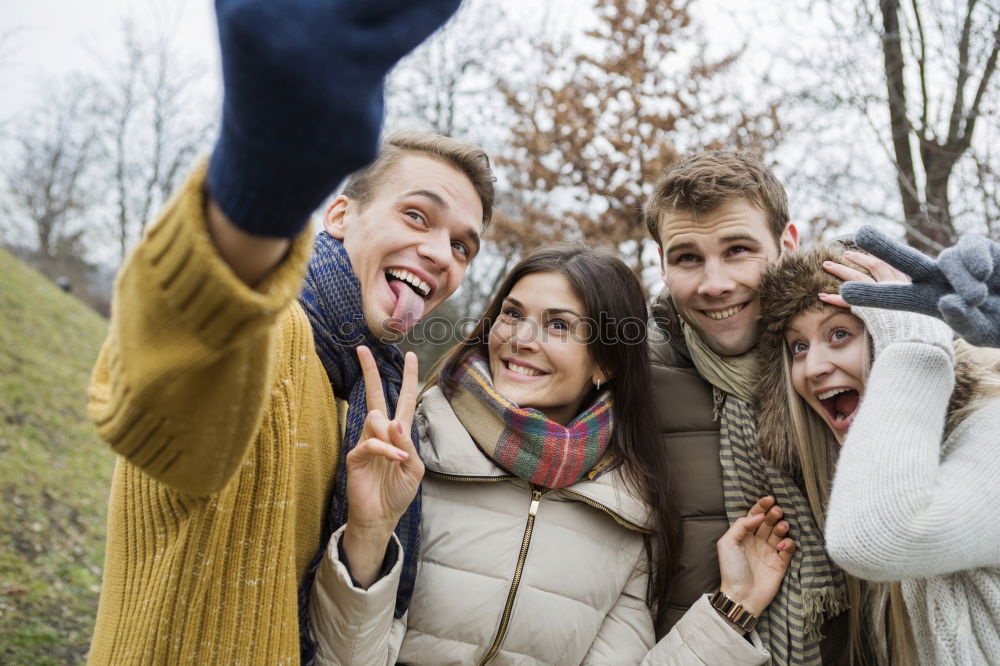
[6,0,990,271]
[0,0,752,124]
[0,0,851,267]
[1,0,219,124]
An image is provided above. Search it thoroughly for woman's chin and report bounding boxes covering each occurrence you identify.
[826,412,855,444]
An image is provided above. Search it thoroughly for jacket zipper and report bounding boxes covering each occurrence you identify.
[556,489,650,534]
[478,488,544,665]
[424,468,516,483]
[425,471,645,660]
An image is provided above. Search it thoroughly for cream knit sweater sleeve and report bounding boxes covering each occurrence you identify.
[825,308,1000,581]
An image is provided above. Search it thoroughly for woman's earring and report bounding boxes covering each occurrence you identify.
[595,379,602,391]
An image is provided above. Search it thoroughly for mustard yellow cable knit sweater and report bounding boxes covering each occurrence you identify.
[86,164,340,664]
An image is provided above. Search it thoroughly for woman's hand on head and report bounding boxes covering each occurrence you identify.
[716,496,796,622]
[342,348,423,587]
[840,226,1000,347]
[819,251,910,309]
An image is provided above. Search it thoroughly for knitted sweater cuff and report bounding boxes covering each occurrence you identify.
[142,158,314,349]
[852,304,955,363]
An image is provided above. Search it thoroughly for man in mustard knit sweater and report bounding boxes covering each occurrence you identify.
[85,0,494,663]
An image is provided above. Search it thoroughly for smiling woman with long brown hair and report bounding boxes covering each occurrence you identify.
[308,244,798,665]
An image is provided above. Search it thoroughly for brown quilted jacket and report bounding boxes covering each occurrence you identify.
[648,291,852,665]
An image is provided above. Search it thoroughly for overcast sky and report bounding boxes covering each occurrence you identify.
[1,0,760,124]
[9,0,981,268]
[2,0,218,123]
[0,1,836,258]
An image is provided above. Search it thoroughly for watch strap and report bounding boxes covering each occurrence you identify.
[709,590,760,633]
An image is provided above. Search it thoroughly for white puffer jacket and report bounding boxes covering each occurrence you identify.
[310,386,769,665]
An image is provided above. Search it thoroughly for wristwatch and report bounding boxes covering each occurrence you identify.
[709,590,760,633]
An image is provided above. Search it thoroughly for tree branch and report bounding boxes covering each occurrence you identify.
[880,0,923,225]
[956,13,1000,153]
[947,0,978,145]
[908,0,930,136]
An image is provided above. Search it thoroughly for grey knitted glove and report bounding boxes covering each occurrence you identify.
[841,225,1000,348]
[851,304,955,362]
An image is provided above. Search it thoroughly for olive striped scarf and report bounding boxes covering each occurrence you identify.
[683,321,847,666]
[448,355,613,488]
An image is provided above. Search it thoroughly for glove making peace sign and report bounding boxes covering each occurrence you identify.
[839,225,1000,348]
[342,347,423,587]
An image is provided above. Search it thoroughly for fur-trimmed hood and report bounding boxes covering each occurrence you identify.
[755,241,988,475]
[755,242,865,474]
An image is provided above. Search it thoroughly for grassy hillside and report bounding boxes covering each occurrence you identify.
[0,248,115,664]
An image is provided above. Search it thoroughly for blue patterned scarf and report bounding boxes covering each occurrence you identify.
[295,231,420,664]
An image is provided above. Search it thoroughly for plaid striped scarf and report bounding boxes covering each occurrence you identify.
[448,355,613,488]
[295,232,419,665]
[682,321,847,666]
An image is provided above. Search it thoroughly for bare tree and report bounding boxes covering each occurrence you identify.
[385,0,526,324]
[782,1,1000,250]
[973,146,1000,236]
[878,0,1000,251]
[385,0,513,140]
[92,20,215,263]
[1,81,98,261]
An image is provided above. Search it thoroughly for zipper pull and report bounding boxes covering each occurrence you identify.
[529,490,542,517]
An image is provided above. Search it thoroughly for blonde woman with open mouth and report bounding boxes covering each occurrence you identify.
[756,241,1000,665]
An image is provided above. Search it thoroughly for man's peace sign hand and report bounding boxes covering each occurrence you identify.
[341,347,423,587]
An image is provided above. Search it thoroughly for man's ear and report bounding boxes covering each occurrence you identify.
[780,222,799,253]
[657,245,666,282]
[323,195,350,239]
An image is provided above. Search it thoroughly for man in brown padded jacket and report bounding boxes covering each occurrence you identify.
[643,151,857,665]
